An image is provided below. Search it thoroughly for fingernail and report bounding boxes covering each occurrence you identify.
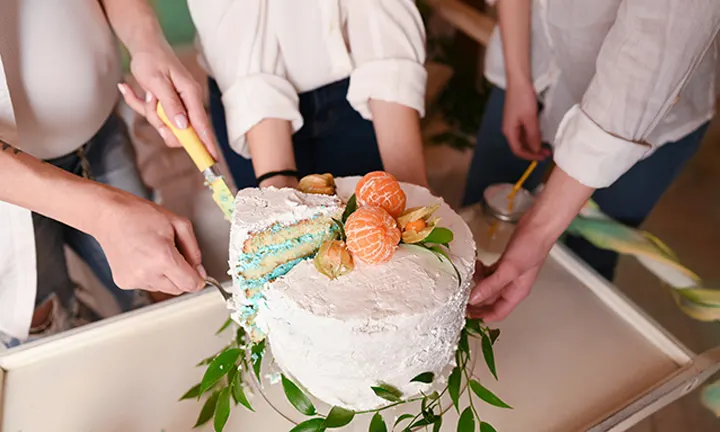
[145,91,153,103]
[174,114,188,129]
[159,127,169,140]
[117,83,127,95]
[196,265,208,279]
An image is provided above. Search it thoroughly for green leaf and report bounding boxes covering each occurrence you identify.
[194,391,220,428]
[289,418,327,432]
[370,384,403,402]
[342,194,358,223]
[409,418,434,429]
[393,414,414,429]
[235,327,246,346]
[369,413,387,432]
[214,388,231,432]
[459,331,470,355]
[482,333,498,380]
[410,372,435,384]
[488,328,500,344]
[427,244,463,286]
[469,380,512,409]
[231,367,253,411]
[325,406,355,428]
[216,317,232,335]
[421,397,434,422]
[282,375,316,416]
[465,318,484,337]
[197,352,218,367]
[427,244,450,261]
[448,367,462,412]
[457,407,475,432]
[331,218,347,242]
[180,383,202,401]
[480,422,498,432]
[251,340,266,382]
[424,227,454,245]
[433,416,443,432]
[200,348,242,394]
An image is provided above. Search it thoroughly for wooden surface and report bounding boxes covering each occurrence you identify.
[0,245,690,432]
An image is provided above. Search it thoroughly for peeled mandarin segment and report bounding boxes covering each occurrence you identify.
[355,171,407,218]
[345,206,401,265]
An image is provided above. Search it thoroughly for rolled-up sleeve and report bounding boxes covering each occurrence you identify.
[345,0,428,119]
[553,0,720,188]
[188,0,303,158]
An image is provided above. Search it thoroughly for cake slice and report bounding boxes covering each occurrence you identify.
[228,187,343,339]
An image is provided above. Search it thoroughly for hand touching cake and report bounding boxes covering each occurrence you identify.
[227,172,476,410]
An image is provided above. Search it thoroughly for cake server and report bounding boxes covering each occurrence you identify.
[156,103,234,220]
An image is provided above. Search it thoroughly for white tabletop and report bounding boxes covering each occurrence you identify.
[0,242,696,432]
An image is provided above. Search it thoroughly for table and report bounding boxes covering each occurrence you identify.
[2,219,719,431]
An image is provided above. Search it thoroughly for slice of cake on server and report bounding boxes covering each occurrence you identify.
[226,172,476,411]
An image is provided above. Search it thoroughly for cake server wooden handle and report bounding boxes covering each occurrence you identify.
[156,103,215,172]
[156,103,235,221]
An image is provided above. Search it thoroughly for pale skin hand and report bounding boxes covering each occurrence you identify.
[498,0,550,161]
[0,142,207,295]
[102,0,218,158]
[467,167,594,321]
[245,100,429,189]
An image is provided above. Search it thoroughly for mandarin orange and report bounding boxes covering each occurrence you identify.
[355,171,406,218]
[345,206,401,264]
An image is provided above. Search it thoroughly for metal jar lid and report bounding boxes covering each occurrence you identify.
[482,183,535,223]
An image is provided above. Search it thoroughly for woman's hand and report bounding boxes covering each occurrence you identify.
[117,45,218,159]
[91,188,207,295]
[502,79,549,161]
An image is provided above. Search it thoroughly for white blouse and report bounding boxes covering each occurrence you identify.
[0,0,120,340]
[188,0,428,159]
[485,0,720,188]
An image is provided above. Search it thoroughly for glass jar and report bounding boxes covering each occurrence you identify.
[462,183,535,263]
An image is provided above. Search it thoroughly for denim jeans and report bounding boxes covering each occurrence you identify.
[208,78,385,189]
[33,113,152,313]
[463,86,708,281]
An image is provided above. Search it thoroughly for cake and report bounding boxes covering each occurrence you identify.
[227,175,476,411]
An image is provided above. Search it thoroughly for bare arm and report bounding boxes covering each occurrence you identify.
[0,141,205,294]
[497,0,533,86]
[0,142,111,233]
[246,119,299,188]
[370,100,428,187]
[103,0,216,155]
[496,0,546,159]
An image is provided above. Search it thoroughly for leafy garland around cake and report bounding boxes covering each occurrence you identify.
[181,173,510,431]
[183,317,508,432]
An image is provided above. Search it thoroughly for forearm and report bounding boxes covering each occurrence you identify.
[498,0,533,85]
[101,0,168,55]
[518,166,594,247]
[0,142,119,235]
[370,100,428,187]
[246,119,298,188]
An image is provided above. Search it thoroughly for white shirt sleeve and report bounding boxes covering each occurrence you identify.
[345,0,428,119]
[188,0,303,159]
[553,0,720,189]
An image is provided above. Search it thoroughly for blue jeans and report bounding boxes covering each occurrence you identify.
[208,78,384,189]
[463,86,708,281]
[34,113,152,312]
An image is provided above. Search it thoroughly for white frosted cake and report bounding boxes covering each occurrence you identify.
[227,175,476,411]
